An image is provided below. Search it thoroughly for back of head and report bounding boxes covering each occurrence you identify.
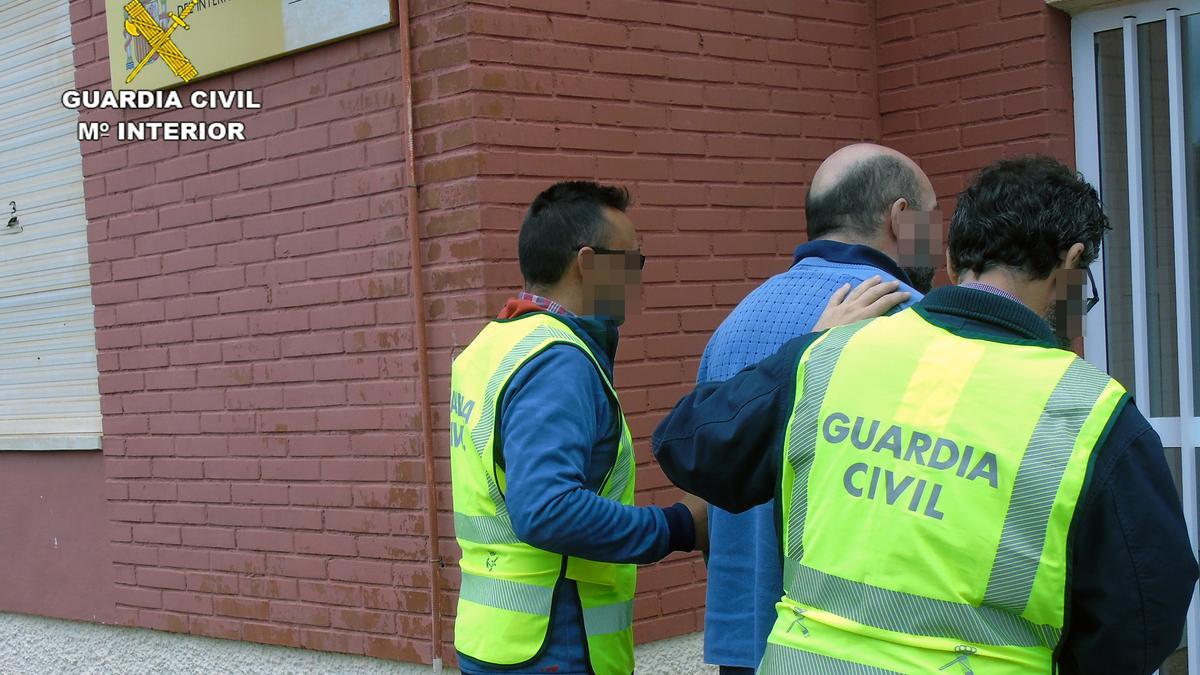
[518,181,630,288]
[805,153,926,241]
[949,156,1109,279]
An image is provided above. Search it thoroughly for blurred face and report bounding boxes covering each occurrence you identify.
[579,208,643,325]
[895,188,942,294]
[1046,267,1092,350]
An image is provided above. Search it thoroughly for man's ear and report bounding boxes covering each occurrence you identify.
[888,197,907,241]
[1063,242,1086,270]
[945,247,959,285]
[573,247,593,283]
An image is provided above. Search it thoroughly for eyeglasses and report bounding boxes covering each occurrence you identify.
[574,245,646,270]
[1085,267,1100,314]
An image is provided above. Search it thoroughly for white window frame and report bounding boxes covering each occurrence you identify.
[1072,2,1199,673]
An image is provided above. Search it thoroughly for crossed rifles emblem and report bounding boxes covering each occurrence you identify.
[123,0,201,84]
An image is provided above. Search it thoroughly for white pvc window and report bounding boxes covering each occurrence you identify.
[1074,2,1200,673]
[0,0,101,450]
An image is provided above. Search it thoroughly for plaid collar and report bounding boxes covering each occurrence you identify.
[959,282,1023,305]
[518,291,574,317]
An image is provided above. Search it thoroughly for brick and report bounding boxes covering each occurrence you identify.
[265,555,327,580]
[704,34,768,61]
[178,482,231,503]
[795,18,862,46]
[353,485,424,509]
[469,8,550,39]
[132,524,181,545]
[183,505,252,530]
[232,578,297,611]
[117,586,162,610]
[629,26,701,53]
[960,65,1047,99]
[328,559,393,585]
[962,114,1053,147]
[262,507,323,531]
[552,17,627,47]
[236,529,294,553]
[877,16,914,44]
[593,50,668,77]
[136,568,186,591]
[190,616,241,640]
[666,56,735,82]
[472,67,553,95]
[269,602,331,627]
[214,597,269,621]
[231,483,290,505]
[732,11,795,39]
[631,80,703,107]
[662,4,731,31]
[917,50,1004,84]
[290,485,354,507]
[158,590,214,616]
[154,503,206,525]
[558,127,637,153]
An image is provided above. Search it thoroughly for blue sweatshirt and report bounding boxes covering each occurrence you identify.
[697,240,921,669]
[458,310,695,675]
[655,285,1198,674]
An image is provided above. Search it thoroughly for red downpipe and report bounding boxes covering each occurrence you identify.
[397,0,445,669]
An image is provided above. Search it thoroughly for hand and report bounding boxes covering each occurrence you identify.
[679,493,709,554]
[813,276,910,332]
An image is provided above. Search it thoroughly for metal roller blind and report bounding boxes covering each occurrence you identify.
[0,0,101,450]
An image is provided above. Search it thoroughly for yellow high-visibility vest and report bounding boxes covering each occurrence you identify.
[763,308,1126,674]
[450,312,636,675]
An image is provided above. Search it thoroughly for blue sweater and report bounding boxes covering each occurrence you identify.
[458,311,694,675]
[657,285,1198,674]
[696,240,921,668]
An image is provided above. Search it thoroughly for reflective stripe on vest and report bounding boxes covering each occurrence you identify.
[760,642,904,675]
[983,358,1114,615]
[460,571,554,617]
[767,308,1126,674]
[783,559,1060,648]
[451,313,637,674]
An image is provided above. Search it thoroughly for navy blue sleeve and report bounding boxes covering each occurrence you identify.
[1058,399,1199,674]
[498,344,689,565]
[652,332,819,514]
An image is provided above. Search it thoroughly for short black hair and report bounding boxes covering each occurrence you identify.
[805,155,925,240]
[518,181,630,287]
[949,156,1109,279]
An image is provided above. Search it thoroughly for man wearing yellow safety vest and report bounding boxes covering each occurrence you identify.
[653,156,1198,674]
[450,181,910,675]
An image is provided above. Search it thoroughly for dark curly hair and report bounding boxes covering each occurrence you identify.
[949,156,1109,279]
[518,181,630,287]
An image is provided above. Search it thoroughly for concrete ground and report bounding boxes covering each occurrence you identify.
[0,612,715,674]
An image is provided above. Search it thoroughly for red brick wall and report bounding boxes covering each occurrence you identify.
[876,0,1074,239]
[71,0,479,663]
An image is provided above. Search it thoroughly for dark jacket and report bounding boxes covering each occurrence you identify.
[652,285,1198,674]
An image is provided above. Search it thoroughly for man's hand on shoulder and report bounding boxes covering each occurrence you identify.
[813,276,910,332]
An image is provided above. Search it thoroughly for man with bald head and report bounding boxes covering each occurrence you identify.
[695,143,940,674]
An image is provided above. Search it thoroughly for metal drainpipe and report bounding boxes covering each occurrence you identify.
[396,1,444,671]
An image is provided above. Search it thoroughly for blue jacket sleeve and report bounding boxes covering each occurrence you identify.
[652,332,819,513]
[1058,399,1199,674]
[498,344,691,565]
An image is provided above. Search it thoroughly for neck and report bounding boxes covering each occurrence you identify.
[527,283,581,315]
[816,231,897,260]
[959,269,1050,316]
